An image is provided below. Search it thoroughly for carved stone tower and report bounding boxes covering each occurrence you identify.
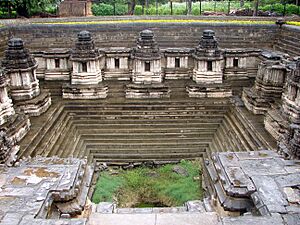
[131,30,162,84]
[63,31,107,99]
[192,30,224,84]
[1,38,51,116]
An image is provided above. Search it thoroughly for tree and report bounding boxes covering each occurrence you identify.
[11,0,60,17]
[253,0,259,16]
[128,0,136,15]
[187,0,192,15]
[240,0,244,7]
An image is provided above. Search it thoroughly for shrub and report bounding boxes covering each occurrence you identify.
[134,5,143,15]
[115,4,128,15]
[92,3,114,16]
[259,3,299,15]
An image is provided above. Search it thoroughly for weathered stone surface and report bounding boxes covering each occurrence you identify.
[221,213,284,225]
[0,129,19,166]
[96,202,115,213]
[279,59,300,159]
[126,83,170,99]
[0,69,14,126]
[185,200,206,212]
[242,52,288,115]
[0,156,93,224]
[88,212,220,225]
[203,150,300,216]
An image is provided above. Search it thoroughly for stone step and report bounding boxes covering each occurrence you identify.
[81,137,212,144]
[85,140,211,146]
[45,120,78,157]
[91,152,204,160]
[88,148,206,155]
[116,207,187,214]
[72,121,222,128]
[33,113,74,157]
[88,212,219,225]
[274,44,300,57]
[79,132,215,137]
[237,107,277,149]
[18,99,64,158]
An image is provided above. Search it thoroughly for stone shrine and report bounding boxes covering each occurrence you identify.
[192,30,224,84]
[59,0,92,17]
[187,30,231,98]
[63,31,108,99]
[242,52,287,115]
[1,38,51,116]
[278,59,300,159]
[126,30,170,98]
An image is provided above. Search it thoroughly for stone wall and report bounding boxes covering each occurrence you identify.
[274,25,300,57]
[7,23,278,52]
[0,27,10,58]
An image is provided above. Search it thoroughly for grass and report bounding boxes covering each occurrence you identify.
[92,160,202,207]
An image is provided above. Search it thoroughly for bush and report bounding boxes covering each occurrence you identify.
[134,5,143,15]
[92,3,114,16]
[92,2,299,16]
[259,3,299,15]
[115,4,127,15]
[45,6,57,15]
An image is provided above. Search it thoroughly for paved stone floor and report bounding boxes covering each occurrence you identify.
[88,212,220,225]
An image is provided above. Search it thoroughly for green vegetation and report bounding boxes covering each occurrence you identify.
[0,0,59,18]
[92,160,203,207]
[92,1,300,16]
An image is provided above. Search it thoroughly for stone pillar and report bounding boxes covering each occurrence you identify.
[62,31,107,99]
[0,69,14,126]
[1,38,51,116]
[0,69,29,166]
[278,59,300,159]
[242,53,287,115]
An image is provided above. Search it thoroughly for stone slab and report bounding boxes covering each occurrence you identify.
[251,176,288,214]
[156,212,219,225]
[88,213,156,225]
[221,214,284,225]
[88,212,219,225]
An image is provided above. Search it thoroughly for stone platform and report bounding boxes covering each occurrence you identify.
[187,83,232,98]
[204,150,300,217]
[0,156,94,224]
[125,83,170,99]
[62,83,108,99]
